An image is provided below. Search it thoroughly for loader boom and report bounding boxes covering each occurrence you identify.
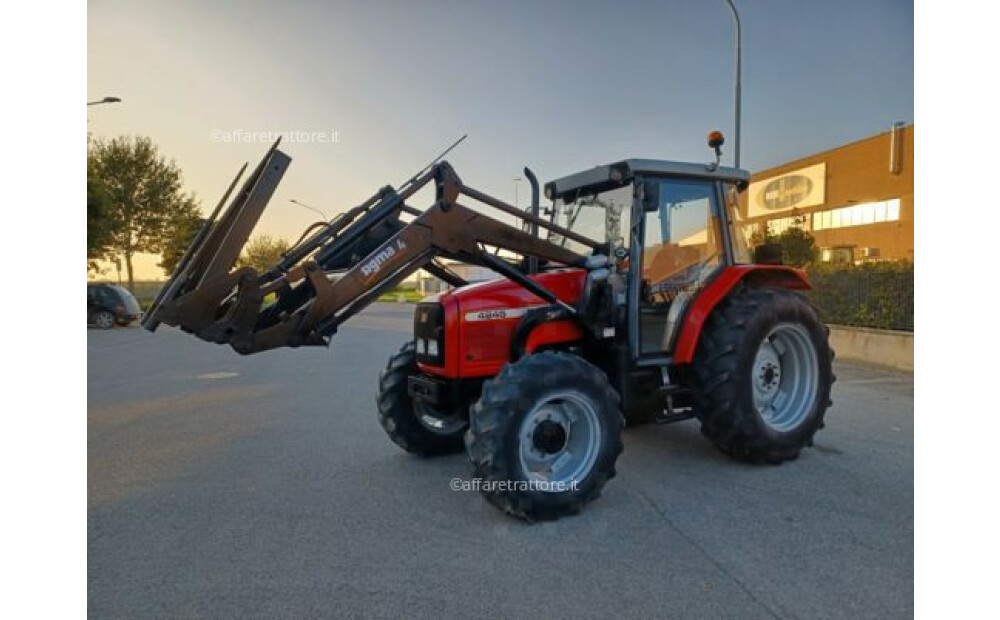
[143,143,603,355]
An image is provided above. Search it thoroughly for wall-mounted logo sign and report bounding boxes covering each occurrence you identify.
[748,163,826,218]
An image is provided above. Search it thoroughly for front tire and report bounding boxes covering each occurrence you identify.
[376,342,467,456]
[692,287,834,463]
[466,352,624,521]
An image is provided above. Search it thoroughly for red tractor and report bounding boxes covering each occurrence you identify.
[144,133,833,521]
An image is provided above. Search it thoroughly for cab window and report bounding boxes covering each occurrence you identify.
[639,178,723,354]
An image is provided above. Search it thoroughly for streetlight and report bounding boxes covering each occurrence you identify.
[723,0,742,168]
[512,177,524,209]
[289,198,328,220]
[87,96,122,106]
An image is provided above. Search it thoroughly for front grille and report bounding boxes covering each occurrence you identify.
[414,302,445,366]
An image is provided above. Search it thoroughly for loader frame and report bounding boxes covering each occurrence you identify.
[143,141,608,355]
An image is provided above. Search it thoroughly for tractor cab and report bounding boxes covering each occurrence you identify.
[544,158,753,359]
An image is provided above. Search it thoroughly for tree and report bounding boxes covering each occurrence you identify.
[237,235,291,273]
[87,176,113,273]
[87,136,200,289]
[775,227,819,267]
[158,211,205,275]
[748,216,818,267]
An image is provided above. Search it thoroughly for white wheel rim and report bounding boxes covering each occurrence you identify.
[517,391,601,490]
[752,323,820,432]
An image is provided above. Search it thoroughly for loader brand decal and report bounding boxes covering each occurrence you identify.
[748,162,826,218]
[361,239,408,277]
[464,305,547,322]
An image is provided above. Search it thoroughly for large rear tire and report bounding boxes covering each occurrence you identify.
[692,287,834,464]
[376,342,467,456]
[465,351,624,521]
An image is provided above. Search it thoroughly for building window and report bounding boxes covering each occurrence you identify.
[813,198,900,231]
[764,214,811,235]
[819,246,855,263]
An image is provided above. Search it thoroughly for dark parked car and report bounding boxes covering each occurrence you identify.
[87,284,143,329]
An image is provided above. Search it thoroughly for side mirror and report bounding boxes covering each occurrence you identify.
[642,181,660,212]
[753,243,783,265]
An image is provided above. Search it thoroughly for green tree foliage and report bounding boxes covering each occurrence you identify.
[748,217,818,267]
[158,213,205,275]
[775,227,819,267]
[237,235,291,273]
[87,136,200,289]
[87,176,113,272]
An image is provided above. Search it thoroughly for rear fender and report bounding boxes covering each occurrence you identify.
[672,265,810,364]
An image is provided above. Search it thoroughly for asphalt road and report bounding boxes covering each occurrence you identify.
[88,303,913,619]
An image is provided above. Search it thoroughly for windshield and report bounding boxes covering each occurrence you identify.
[548,184,633,256]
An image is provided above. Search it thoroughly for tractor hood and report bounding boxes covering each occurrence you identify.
[430,268,587,316]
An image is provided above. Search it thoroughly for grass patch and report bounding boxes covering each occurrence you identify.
[377,287,424,303]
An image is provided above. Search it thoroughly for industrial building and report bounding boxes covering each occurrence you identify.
[743,124,913,263]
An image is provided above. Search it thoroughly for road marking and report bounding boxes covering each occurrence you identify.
[196,371,241,380]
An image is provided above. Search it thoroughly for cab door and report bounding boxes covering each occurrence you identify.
[630,177,726,359]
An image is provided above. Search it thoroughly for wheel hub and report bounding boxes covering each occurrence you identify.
[759,361,781,390]
[532,420,568,454]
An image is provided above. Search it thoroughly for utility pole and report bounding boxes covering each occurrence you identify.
[513,177,524,209]
[723,0,742,168]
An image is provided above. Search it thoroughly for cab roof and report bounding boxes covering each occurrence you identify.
[544,159,750,201]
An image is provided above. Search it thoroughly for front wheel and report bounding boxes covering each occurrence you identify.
[465,352,624,521]
[376,342,467,456]
[692,288,834,463]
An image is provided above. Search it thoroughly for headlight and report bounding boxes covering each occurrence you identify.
[427,339,438,357]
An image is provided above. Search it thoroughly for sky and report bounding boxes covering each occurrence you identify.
[87,0,913,280]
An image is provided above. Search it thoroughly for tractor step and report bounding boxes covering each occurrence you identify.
[656,384,695,425]
[654,409,695,425]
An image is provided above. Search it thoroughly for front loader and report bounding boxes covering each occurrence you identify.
[145,133,833,521]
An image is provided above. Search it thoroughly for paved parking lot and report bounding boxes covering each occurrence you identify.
[88,303,913,619]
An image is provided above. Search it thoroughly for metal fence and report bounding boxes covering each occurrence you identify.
[805,264,914,332]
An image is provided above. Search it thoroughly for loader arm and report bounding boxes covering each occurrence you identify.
[143,143,603,355]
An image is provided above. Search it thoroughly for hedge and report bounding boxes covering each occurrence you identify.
[805,262,913,331]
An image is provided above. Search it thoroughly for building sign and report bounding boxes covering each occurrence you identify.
[748,163,826,218]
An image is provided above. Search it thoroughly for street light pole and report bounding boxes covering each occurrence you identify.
[88,96,122,106]
[724,0,742,169]
[289,199,329,220]
[513,177,523,209]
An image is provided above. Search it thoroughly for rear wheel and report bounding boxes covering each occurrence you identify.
[692,287,834,463]
[93,310,115,330]
[376,342,467,456]
[465,352,624,521]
